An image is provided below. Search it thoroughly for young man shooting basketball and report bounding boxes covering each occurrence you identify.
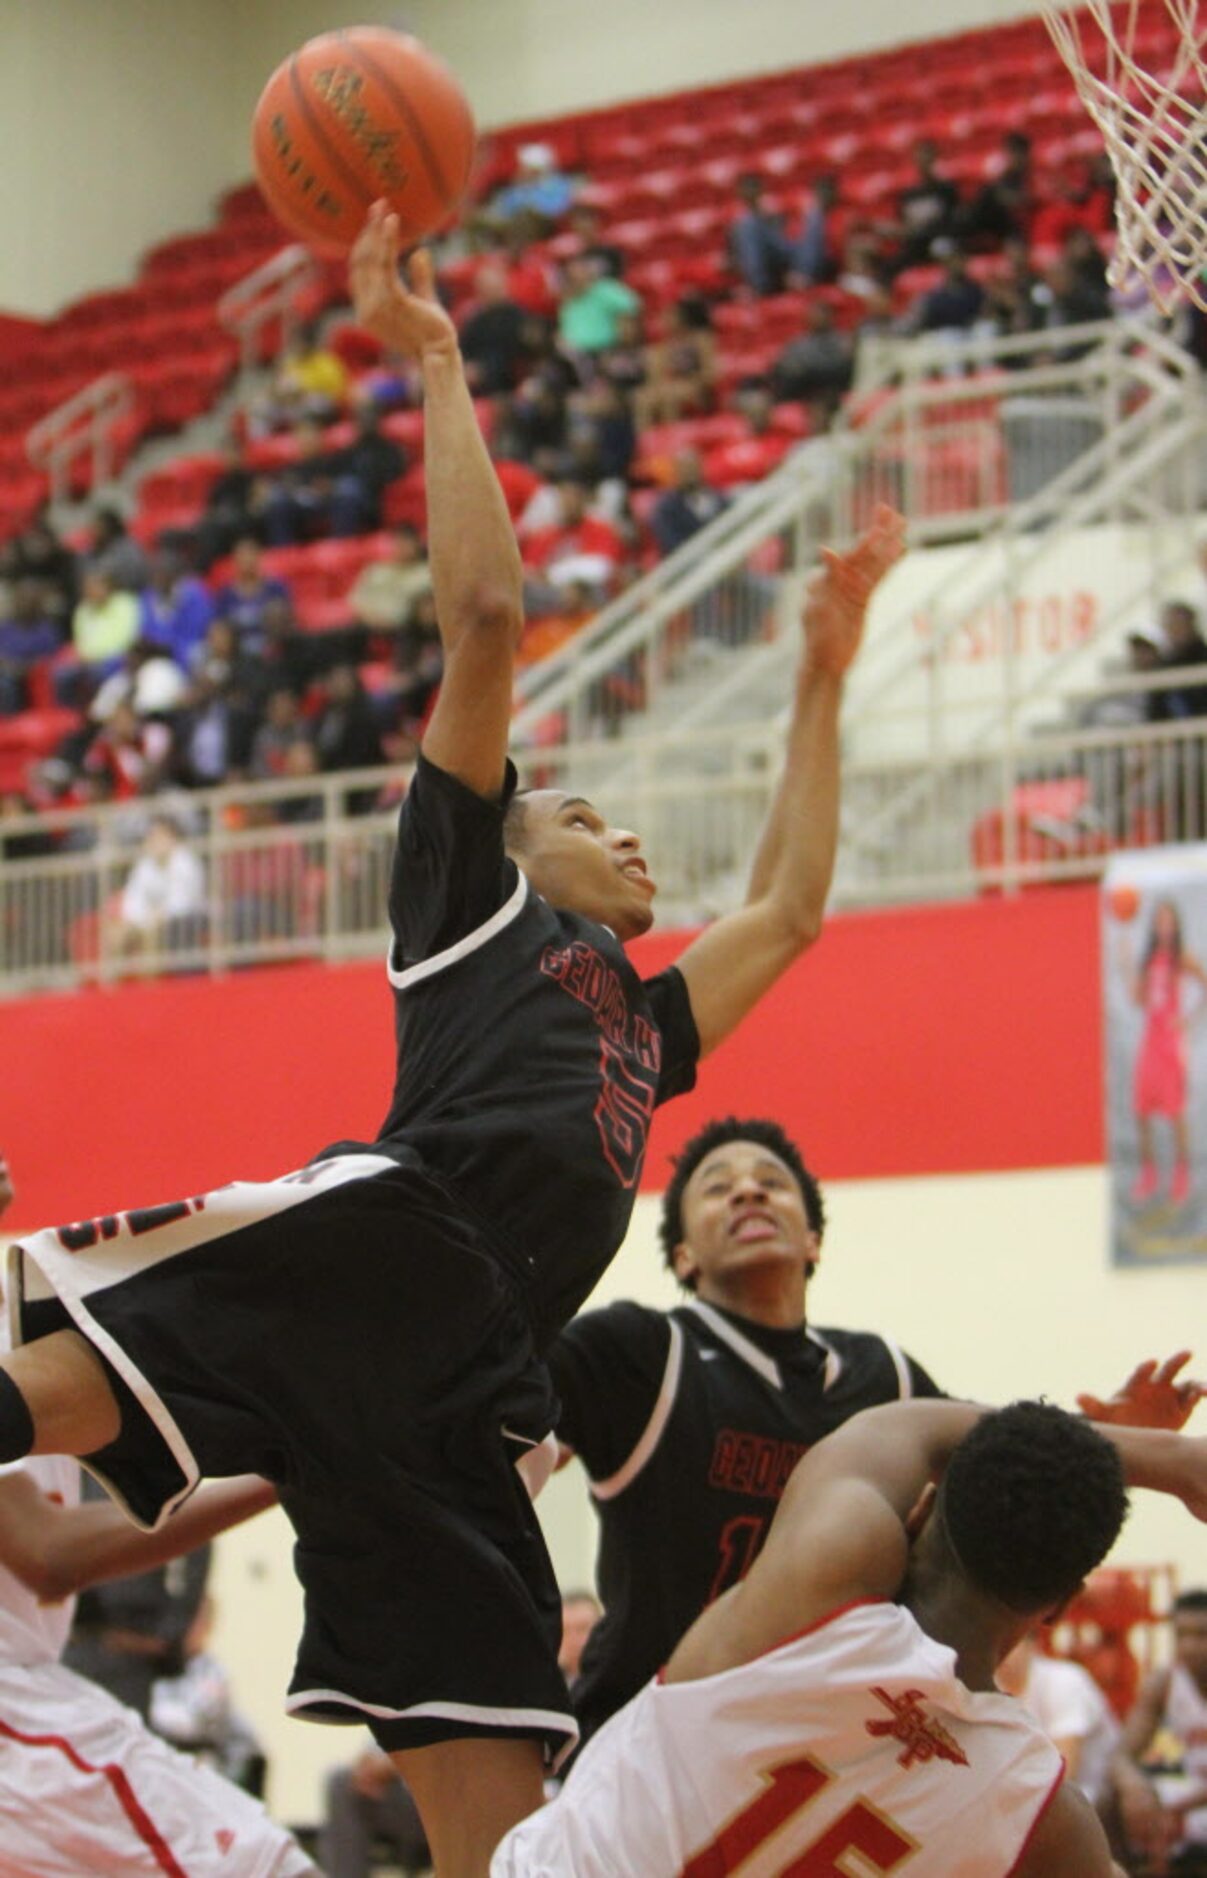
[494,1397,1207,1876]
[0,205,902,1878]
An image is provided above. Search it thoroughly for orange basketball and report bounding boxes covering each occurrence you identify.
[252,28,476,256]
[1109,883,1141,922]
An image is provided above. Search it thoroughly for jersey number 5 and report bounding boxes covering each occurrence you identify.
[680,1753,916,1877]
[595,1036,657,1188]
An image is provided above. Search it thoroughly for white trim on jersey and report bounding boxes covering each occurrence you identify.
[8,1152,399,1532]
[805,1326,844,1390]
[590,1319,684,1502]
[683,1299,782,1390]
[883,1335,914,1399]
[286,1687,578,1755]
[386,870,529,991]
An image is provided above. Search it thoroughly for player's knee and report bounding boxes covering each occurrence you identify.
[0,1366,34,1462]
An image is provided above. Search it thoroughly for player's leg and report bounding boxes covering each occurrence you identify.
[0,1330,120,1461]
[390,1736,546,1878]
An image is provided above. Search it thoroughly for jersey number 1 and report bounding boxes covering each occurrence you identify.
[680,1753,916,1877]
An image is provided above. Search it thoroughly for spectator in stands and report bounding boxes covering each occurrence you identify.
[88,638,189,733]
[108,813,207,962]
[650,449,730,557]
[195,616,263,702]
[257,420,342,547]
[790,175,841,286]
[908,244,985,335]
[255,320,351,434]
[1114,1588,1207,1874]
[493,141,577,227]
[313,665,384,796]
[1154,600,1207,721]
[632,297,716,429]
[458,262,534,393]
[348,524,431,633]
[250,687,310,780]
[960,130,1034,248]
[493,213,560,318]
[569,380,636,483]
[982,239,1045,344]
[1034,254,1112,356]
[319,1750,430,1878]
[174,661,258,789]
[563,201,626,280]
[69,567,141,685]
[894,139,962,269]
[82,697,174,800]
[702,388,797,488]
[557,255,642,358]
[261,411,405,545]
[1063,225,1111,300]
[384,592,445,736]
[997,1633,1119,1812]
[327,405,406,534]
[85,506,149,592]
[149,1595,266,1795]
[192,436,257,571]
[0,579,61,713]
[7,516,77,623]
[727,173,790,296]
[507,365,571,469]
[139,548,214,671]
[596,308,648,401]
[522,477,627,611]
[213,537,292,655]
[771,300,854,403]
[255,600,319,700]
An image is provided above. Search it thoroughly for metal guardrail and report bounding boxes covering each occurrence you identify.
[4,715,1207,995]
[218,243,319,380]
[26,372,136,506]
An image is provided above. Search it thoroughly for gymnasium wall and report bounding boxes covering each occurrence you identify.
[7,883,1204,1820]
[5,0,1043,316]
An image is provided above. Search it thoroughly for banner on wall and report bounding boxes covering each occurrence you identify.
[1104,845,1207,1265]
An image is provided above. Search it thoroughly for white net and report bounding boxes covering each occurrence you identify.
[1042,0,1207,313]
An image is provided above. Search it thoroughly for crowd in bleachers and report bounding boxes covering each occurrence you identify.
[1,8,1203,829]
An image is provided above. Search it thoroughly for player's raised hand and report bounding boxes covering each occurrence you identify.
[1077,1351,1207,1431]
[349,200,458,365]
[802,504,906,679]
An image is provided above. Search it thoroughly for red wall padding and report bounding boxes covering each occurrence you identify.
[3,885,1102,1233]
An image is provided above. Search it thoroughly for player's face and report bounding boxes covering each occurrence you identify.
[674,1141,818,1294]
[512,791,657,940]
[1175,1610,1207,1690]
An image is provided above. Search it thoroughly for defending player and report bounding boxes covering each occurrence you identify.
[0,207,903,1878]
[0,1164,314,1878]
[493,1396,1207,1876]
[551,1117,1204,1750]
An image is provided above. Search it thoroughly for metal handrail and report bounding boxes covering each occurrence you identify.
[217,243,319,378]
[25,372,136,505]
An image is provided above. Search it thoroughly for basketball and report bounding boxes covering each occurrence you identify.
[252,27,476,256]
[1109,883,1141,922]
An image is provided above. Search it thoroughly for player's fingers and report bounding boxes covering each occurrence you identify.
[408,248,437,301]
[1076,1392,1108,1416]
[1154,1350,1193,1385]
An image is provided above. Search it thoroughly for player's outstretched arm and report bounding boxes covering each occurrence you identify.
[1014,1781,1121,1877]
[349,202,524,800]
[672,506,906,1056]
[0,1472,276,1604]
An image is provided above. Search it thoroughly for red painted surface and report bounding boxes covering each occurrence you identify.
[2,886,1103,1233]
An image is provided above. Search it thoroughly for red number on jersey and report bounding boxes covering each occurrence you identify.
[681,1753,915,1878]
[594,1035,657,1187]
[708,1513,767,1602]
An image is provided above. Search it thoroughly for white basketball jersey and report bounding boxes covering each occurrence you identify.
[0,1454,79,1667]
[493,1600,1062,1878]
[1162,1662,1207,1844]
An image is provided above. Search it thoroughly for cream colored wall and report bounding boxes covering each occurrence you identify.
[0,0,246,316]
[211,1160,1207,1827]
[227,0,1043,138]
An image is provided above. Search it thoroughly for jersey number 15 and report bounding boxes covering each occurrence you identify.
[680,1753,916,1877]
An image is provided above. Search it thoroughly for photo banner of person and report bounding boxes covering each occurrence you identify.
[1104,846,1207,1265]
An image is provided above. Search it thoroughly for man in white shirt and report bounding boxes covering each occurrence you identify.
[999,1631,1120,1808]
[114,813,207,960]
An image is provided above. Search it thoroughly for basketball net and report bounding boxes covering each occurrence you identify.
[1042,0,1207,314]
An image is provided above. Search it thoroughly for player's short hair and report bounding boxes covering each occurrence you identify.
[659,1116,825,1282]
[938,1402,1128,1614]
[503,789,534,852]
[1174,1589,1207,1616]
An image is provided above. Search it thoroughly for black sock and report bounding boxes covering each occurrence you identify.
[0,1367,34,1462]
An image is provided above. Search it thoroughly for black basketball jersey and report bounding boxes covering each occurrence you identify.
[333,755,700,1343]
[548,1297,942,1743]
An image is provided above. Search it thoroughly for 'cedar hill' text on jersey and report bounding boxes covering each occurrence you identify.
[491,1600,1062,1878]
[550,1298,941,1739]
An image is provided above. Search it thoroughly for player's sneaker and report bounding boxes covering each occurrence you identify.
[1171,1162,1191,1204]
[1132,1162,1159,1203]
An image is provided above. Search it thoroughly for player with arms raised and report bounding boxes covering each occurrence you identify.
[0,207,902,1878]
